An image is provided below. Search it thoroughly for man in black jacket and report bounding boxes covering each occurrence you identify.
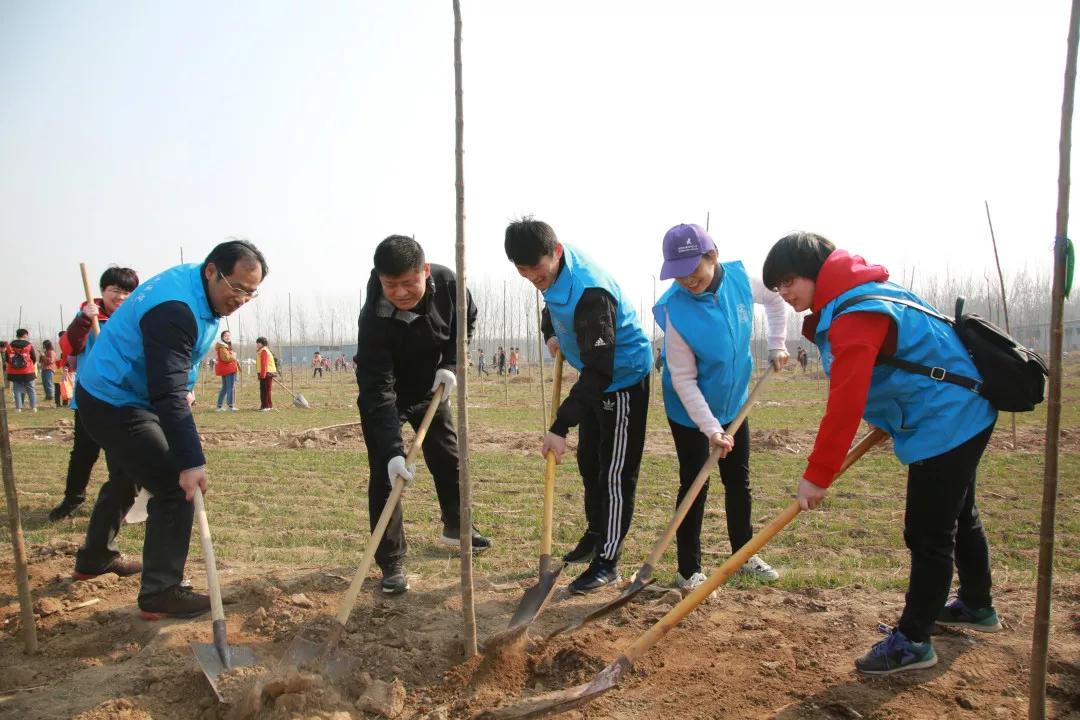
[355,236,490,595]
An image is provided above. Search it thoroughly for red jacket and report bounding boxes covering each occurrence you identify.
[4,340,37,378]
[61,299,110,358]
[802,251,898,488]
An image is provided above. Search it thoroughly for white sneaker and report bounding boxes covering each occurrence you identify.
[675,571,708,590]
[215,407,224,412]
[228,406,238,412]
[738,554,780,581]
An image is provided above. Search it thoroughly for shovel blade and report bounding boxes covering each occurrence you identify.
[474,657,627,720]
[294,395,310,409]
[547,575,654,640]
[280,632,359,680]
[506,567,562,632]
[191,642,258,702]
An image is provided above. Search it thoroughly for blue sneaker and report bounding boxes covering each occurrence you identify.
[854,629,938,675]
[936,596,1002,632]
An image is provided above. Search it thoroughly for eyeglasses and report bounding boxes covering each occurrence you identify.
[218,271,259,299]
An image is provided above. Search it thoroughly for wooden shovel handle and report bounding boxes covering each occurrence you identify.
[622,426,889,665]
[193,488,225,624]
[79,263,101,337]
[641,367,777,570]
[334,384,445,627]
[541,352,564,559]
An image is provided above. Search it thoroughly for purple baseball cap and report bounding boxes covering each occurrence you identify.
[660,223,715,280]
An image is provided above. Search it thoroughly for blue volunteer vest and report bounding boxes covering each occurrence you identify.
[77,264,221,409]
[543,244,652,392]
[815,281,996,463]
[653,261,754,428]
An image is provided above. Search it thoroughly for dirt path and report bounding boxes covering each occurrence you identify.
[1,543,1077,719]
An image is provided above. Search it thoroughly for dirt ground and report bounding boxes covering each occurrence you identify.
[1,541,1078,720]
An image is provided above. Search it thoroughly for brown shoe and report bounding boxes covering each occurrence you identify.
[72,555,142,580]
[138,584,210,620]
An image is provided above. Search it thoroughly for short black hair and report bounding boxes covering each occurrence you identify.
[100,266,139,293]
[504,217,558,265]
[373,235,425,276]
[204,238,269,279]
[15,329,28,338]
[256,336,268,347]
[762,232,837,290]
[43,339,53,351]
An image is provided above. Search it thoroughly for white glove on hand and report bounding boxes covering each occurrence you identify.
[388,456,416,489]
[431,368,457,400]
[768,349,790,371]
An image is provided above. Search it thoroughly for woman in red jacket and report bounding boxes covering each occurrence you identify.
[213,331,239,411]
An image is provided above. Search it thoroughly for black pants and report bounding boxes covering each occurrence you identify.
[577,376,649,564]
[73,386,195,599]
[362,397,463,569]
[898,422,996,642]
[313,368,322,378]
[62,409,117,505]
[668,418,753,577]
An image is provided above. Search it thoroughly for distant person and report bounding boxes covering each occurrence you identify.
[505,218,652,594]
[39,339,57,403]
[496,346,506,375]
[508,347,519,375]
[797,346,809,373]
[763,231,1000,675]
[5,329,38,412]
[256,337,276,410]
[72,240,266,619]
[312,351,324,378]
[50,267,139,522]
[477,348,489,376]
[0,340,7,378]
[652,224,788,590]
[354,235,488,595]
[213,330,239,411]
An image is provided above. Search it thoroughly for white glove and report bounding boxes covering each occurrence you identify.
[768,349,790,371]
[123,487,152,524]
[431,368,456,400]
[388,456,416,489]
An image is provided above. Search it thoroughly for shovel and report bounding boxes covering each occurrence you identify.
[475,427,889,720]
[548,366,777,640]
[273,377,311,409]
[190,488,257,701]
[280,385,445,676]
[488,352,565,646]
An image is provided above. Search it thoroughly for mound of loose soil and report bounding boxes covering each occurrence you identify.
[2,546,1078,719]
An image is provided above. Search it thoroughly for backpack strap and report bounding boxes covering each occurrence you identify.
[832,293,981,392]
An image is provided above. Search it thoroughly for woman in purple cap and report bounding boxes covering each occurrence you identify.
[652,223,789,591]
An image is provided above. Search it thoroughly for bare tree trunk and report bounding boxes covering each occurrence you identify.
[1031,2,1078,716]
[0,384,36,654]
[288,293,294,389]
[452,0,477,660]
[535,289,547,429]
[985,200,1018,449]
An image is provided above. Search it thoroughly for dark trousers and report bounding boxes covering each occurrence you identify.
[259,377,273,408]
[362,398,463,569]
[668,418,753,577]
[73,386,195,598]
[577,376,649,564]
[63,409,117,504]
[313,367,322,378]
[898,422,996,642]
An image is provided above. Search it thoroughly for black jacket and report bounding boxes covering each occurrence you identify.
[355,264,476,458]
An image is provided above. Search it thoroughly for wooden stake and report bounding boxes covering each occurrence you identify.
[0,378,37,655]
[536,289,547,430]
[452,0,478,659]
[1030,1,1079,717]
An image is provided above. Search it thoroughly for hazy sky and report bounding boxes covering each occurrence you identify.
[1,0,1075,339]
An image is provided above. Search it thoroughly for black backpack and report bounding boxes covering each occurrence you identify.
[833,294,1049,412]
[7,344,29,371]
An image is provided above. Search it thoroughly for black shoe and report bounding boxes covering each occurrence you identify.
[72,554,142,580]
[380,561,409,595]
[48,497,84,522]
[568,559,621,595]
[138,584,210,620]
[562,532,599,564]
[438,525,492,553]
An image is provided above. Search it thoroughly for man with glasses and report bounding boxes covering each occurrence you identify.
[72,240,267,619]
[50,266,140,521]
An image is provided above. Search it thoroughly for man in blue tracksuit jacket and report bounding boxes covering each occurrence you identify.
[505,218,653,594]
[72,240,267,619]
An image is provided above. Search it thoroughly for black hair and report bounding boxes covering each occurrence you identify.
[204,238,269,279]
[43,339,53,351]
[99,266,139,293]
[762,232,837,290]
[220,330,231,340]
[504,217,558,265]
[256,336,268,347]
[15,329,28,338]
[58,330,65,338]
[373,235,425,276]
